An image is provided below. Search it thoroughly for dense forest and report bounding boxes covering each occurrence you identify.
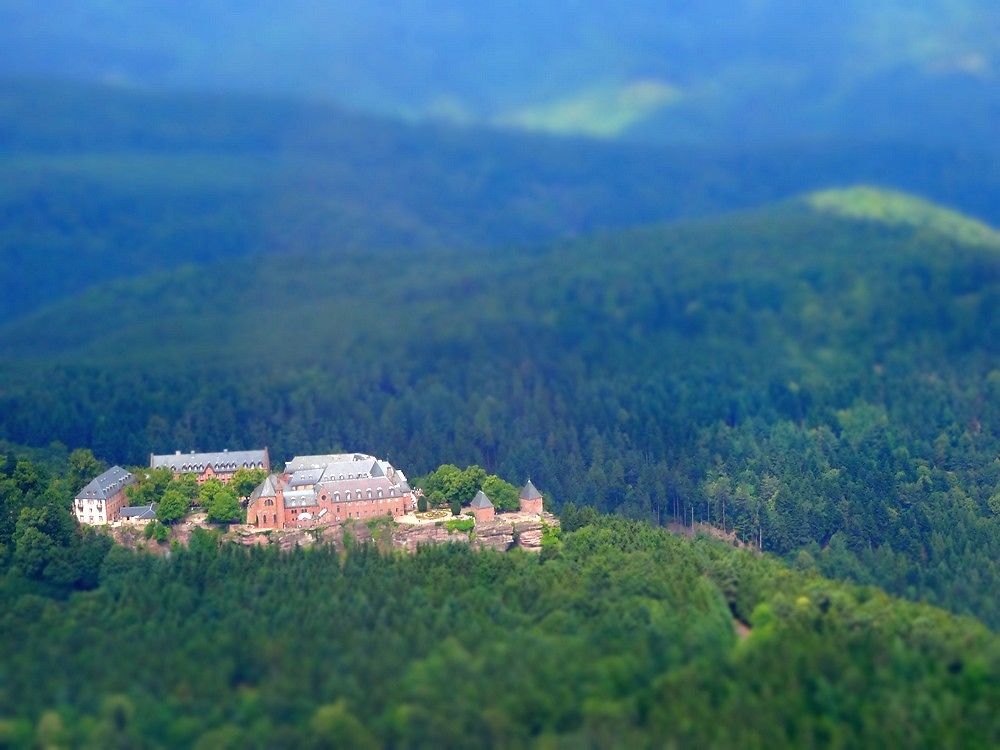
[0,454,996,747]
[1,79,999,321]
[0,190,996,630]
[3,6,997,746]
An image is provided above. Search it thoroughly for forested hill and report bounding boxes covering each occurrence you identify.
[1,465,996,748]
[2,78,999,322]
[1,188,997,628]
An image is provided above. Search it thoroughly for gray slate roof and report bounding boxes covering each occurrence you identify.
[284,453,368,473]
[120,504,157,520]
[283,489,318,509]
[470,490,493,509]
[520,479,541,500]
[249,474,278,503]
[150,448,269,473]
[76,466,135,501]
[289,468,324,487]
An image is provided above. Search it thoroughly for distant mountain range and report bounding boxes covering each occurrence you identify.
[1,78,998,323]
[1,1,995,145]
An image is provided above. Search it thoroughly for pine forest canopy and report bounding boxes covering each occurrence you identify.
[0,449,996,747]
[0,189,996,629]
[1,5,997,744]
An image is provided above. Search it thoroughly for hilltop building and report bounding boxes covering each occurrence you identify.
[247,452,415,530]
[519,479,543,514]
[469,490,495,523]
[73,466,136,525]
[120,504,157,522]
[462,479,544,525]
[150,448,270,485]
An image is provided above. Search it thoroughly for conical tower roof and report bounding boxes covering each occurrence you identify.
[470,490,493,509]
[519,478,541,500]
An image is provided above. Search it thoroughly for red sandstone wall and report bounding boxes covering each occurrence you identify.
[248,495,282,529]
[473,506,495,524]
[248,492,415,530]
[519,497,544,515]
[107,489,128,522]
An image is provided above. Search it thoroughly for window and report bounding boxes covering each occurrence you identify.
[377,489,383,498]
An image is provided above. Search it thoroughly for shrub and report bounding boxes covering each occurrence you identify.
[445,518,474,534]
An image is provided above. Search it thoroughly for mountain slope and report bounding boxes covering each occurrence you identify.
[0,189,997,625]
[807,186,1000,246]
[1,508,996,746]
[0,1,996,146]
[1,78,998,323]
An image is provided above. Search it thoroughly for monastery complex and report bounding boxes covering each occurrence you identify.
[246,452,414,529]
[74,447,545,532]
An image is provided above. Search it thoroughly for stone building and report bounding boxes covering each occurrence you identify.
[73,466,136,525]
[150,448,270,485]
[247,452,415,530]
[469,490,495,523]
[519,479,543,514]
[120,504,157,523]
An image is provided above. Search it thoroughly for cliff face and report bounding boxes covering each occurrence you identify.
[392,513,559,553]
[123,513,559,554]
[241,513,561,553]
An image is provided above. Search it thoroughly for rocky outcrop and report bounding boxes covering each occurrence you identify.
[472,520,515,551]
[235,532,271,547]
[183,513,560,555]
[275,528,315,551]
[392,524,456,552]
[390,512,560,553]
[515,522,545,551]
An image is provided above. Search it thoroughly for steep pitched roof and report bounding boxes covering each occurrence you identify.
[151,448,269,473]
[470,490,493,509]
[76,466,135,501]
[249,474,278,503]
[520,479,541,500]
